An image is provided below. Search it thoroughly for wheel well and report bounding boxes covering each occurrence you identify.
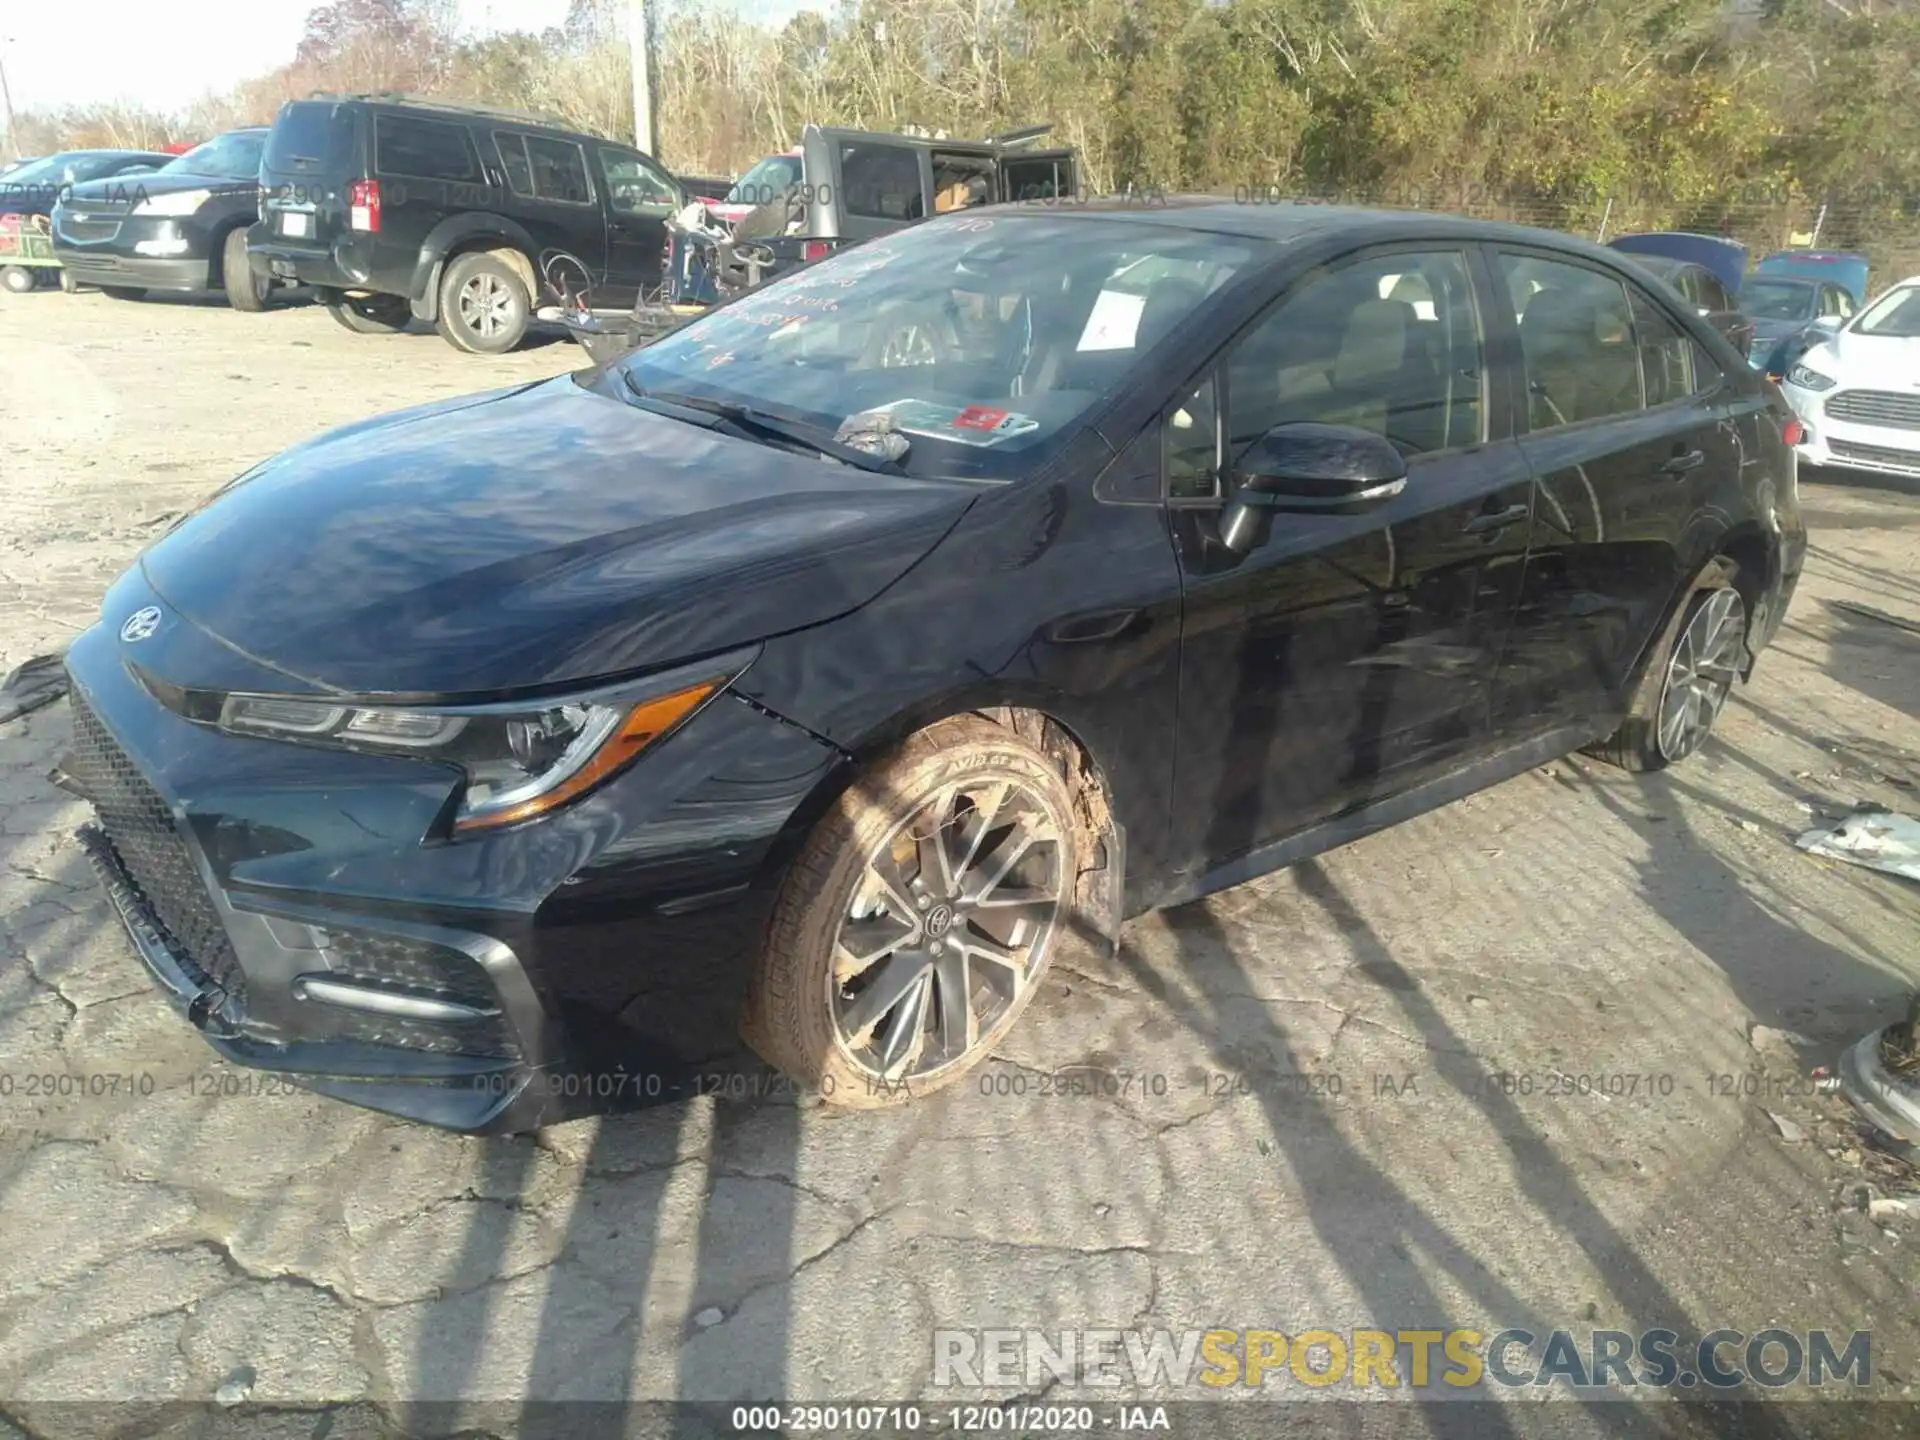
[441,240,537,301]
[206,221,246,287]
[1715,528,1771,614]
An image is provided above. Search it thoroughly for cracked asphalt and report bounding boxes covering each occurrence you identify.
[3,291,1920,1438]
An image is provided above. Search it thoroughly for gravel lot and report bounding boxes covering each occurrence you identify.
[2,289,1919,1438]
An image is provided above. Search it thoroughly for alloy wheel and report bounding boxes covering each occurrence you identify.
[828,777,1067,1082]
[458,274,515,339]
[1656,588,1746,762]
[878,320,938,367]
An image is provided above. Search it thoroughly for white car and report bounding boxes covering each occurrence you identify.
[1777,276,1920,480]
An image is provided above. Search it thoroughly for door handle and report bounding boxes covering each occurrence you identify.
[1461,503,1529,536]
[1662,449,1705,476]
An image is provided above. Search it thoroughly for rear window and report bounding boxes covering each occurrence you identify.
[265,103,355,173]
[374,115,479,182]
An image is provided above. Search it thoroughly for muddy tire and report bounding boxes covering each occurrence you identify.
[222,228,270,312]
[434,251,530,355]
[1587,561,1744,772]
[327,293,411,335]
[744,715,1079,1107]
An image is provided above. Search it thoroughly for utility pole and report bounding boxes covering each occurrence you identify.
[0,41,18,165]
[627,0,656,156]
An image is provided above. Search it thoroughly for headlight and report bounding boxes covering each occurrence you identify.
[132,188,212,216]
[213,650,753,834]
[1787,363,1834,392]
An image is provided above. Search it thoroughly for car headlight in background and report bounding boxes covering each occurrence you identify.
[132,188,212,217]
[212,649,754,833]
[1786,363,1835,392]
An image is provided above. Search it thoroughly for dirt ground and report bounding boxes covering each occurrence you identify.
[2,288,1919,1439]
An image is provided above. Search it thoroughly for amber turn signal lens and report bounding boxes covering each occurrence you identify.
[453,680,718,832]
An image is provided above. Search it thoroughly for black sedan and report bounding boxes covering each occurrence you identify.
[0,148,172,221]
[60,201,1806,1132]
[51,129,276,309]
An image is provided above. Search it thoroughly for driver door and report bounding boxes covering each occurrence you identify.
[595,144,682,309]
[1165,244,1535,879]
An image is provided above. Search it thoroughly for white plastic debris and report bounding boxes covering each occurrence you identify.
[1795,806,1920,882]
[833,409,912,463]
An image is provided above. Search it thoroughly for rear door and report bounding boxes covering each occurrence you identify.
[1166,243,1534,875]
[593,144,681,307]
[1489,250,1739,742]
[485,129,608,304]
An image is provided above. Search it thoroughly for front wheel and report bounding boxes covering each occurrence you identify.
[1588,565,1747,771]
[745,716,1078,1106]
[58,268,78,293]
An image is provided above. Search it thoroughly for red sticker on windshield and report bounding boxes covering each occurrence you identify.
[954,406,1010,430]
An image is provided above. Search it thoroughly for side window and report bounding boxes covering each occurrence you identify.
[374,115,478,182]
[1500,254,1641,429]
[839,143,923,220]
[525,137,592,205]
[599,147,678,213]
[1835,288,1856,318]
[930,151,993,213]
[1627,290,1694,407]
[494,132,533,197]
[1674,270,1701,306]
[1695,272,1731,314]
[1165,374,1221,500]
[1224,250,1485,458]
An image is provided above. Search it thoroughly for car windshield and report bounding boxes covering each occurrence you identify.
[1853,285,1920,338]
[1743,279,1817,321]
[620,214,1258,481]
[1,152,140,189]
[724,154,800,206]
[162,132,265,180]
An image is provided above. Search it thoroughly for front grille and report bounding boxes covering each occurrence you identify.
[56,216,121,243]
[1829,438,1920,474]
[307,926,519,1060]
[1825,389,1920,431]
[66,690,246,1005]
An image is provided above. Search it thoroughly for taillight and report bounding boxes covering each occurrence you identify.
[1782,418,1807,446]
[348,179,380,233]
[801,240,831,262]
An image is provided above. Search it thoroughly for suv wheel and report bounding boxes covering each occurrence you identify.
[327,293,412,335]
[222,229,271,312]
[436,252,530,355]
[1588,562,1746,772]
[744,716,1077,1106]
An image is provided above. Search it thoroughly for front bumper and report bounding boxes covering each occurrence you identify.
[60,591,844,1132]
[1778,382,1920,480]
[53,212,213,291]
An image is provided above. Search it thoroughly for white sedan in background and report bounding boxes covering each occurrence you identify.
[1778,276,1920,480]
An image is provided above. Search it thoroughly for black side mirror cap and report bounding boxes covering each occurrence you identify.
[1219,423,1409,554]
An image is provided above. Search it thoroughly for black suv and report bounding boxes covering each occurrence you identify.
[51,129,277,309]
[248,94,686,354]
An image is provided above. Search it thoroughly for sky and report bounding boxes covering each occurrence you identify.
[0,0,805,116]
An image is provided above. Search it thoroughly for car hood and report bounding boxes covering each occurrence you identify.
[63,170,254,214]
[1799,330,1920,384]
[135,375,979,697]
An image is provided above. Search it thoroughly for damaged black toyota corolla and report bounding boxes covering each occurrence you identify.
[62,201,1806,1131]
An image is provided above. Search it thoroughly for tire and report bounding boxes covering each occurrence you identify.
[222,228,270,312]
[434,251,530,355]
[858,303,958,369]
[744,715,1080,1106]
[58,268,77,293]
[1587,561,1746,772]
[101,286,147,300]
[1,266,35,294]
[326,293,412,335]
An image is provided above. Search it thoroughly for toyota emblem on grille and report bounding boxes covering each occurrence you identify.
[120,606,163,643]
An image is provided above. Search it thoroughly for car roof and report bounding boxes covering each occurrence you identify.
[974,197,1649,261]
[51,148,171,158]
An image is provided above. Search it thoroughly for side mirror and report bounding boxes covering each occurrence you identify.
[1219,423,1409,554]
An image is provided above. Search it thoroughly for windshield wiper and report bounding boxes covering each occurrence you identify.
[622,376,904,474]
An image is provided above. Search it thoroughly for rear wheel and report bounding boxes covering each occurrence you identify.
[434,252,530,355]
[745,716,1077,1106]
[101,286,147,301]
[222,228,270,312]
[1588,563,1746,771]
[2,266,37,294]
[326,293,412,335]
